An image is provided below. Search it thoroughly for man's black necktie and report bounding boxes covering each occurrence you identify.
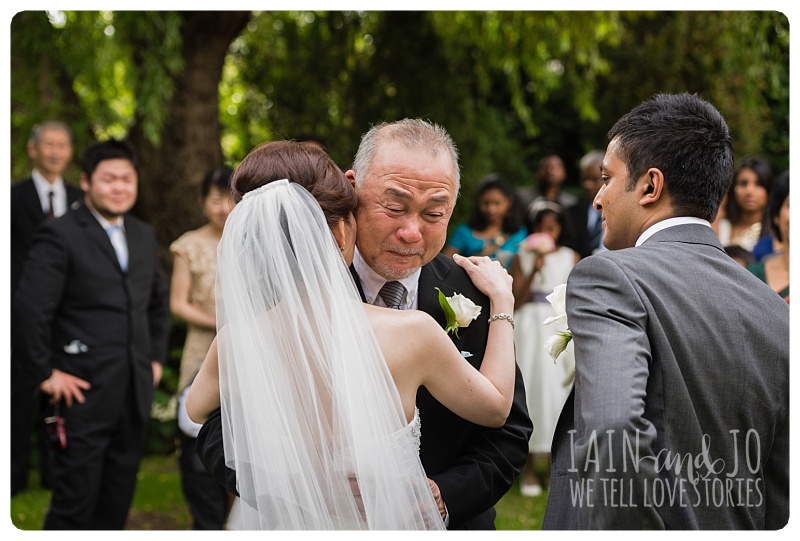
[378,281,405,309]
[46,190,55,219]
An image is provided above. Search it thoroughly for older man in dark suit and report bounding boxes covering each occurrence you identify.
[14,139,170,529]
[195,119,532,529]
[344,119,531,528]
[10,121,83,495]
[565,150,606,259]
[543,93,789,529]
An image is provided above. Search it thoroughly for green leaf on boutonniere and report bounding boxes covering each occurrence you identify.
[436,287,460,337]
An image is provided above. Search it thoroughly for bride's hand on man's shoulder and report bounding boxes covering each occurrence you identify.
[452,253,513,301]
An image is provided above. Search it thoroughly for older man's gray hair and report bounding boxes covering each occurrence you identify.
[352,118,461,195]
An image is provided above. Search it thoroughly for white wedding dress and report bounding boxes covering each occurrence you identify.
[227,406,424,530]
[215,180,443,530]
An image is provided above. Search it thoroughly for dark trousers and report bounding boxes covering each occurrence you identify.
[43,379,147,530]
[10,360,53,495]
[178,429,229,529]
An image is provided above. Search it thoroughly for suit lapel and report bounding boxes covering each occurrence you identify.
[67,185,82,207]
[418,258,451,329]
[349,257,452,328]
[22,180,46,223]
[125,219,146,277]
[350,255,471,349]
[76,205,125,273]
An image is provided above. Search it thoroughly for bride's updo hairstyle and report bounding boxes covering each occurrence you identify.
[230,140,357,228]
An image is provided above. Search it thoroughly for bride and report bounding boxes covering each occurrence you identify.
[186,141,516,529]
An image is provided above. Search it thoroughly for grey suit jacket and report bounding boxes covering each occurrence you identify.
[543,224,789,529]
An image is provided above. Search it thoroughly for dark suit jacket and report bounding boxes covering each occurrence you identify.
[565,198,593,259]
[196,253,533,529]
[11,178,82,295]
[13,204,170,422]
[358,254,532,529]
[543,224,789,529]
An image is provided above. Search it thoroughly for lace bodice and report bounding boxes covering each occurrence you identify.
[409,406,421,453]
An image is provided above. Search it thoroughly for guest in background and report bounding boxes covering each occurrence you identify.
[10,121,83,496]
[510,200,579,497]
[710,193,728,236]
[517,154,578,213]
[442,173,526,269]
[724,244,755,268]
[751,231,777,262]
[14,139,170,529]
[747,170,789,302]
[566,150,606,258]
[750,161,789,263]
[169,166,234,529]
[716,156,773,251]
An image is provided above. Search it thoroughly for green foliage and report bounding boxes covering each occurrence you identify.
[107,12,185,144]
[591,12,789,168]
[432,12,622,136]
[59,11,137,141]
[10,456,192,530]
[9,481,49,530]
[10,10,790,247]
[495,480,549,530]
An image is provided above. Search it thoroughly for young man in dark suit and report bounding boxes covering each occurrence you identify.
[10,121,83,495]
[195,119,532,529]
[14,139,170,529]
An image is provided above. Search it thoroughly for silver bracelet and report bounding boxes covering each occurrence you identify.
[489,312,515,329]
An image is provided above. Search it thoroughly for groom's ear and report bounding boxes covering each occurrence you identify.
[639,168,665,207]
[345,169,357,189]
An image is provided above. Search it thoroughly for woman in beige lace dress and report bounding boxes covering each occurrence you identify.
[169,166,234,529]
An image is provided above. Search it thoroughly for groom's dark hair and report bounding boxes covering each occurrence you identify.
[607,92,734,222]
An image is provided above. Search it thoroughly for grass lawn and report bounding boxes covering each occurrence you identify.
[10,454,547,530]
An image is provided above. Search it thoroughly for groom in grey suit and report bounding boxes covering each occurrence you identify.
[543,93,789,529]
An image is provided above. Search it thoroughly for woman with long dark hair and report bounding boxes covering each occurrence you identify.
[442,173,526,269]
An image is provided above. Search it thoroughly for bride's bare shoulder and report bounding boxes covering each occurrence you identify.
[364,305,440,343]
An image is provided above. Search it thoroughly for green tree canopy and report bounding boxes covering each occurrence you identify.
[10,11,789,259]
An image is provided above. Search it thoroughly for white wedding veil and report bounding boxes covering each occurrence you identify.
[215,179,444,530]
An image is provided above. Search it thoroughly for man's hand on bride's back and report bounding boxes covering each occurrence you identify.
[452,254,513,304]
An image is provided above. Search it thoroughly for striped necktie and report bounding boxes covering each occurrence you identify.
[378,281,405,309]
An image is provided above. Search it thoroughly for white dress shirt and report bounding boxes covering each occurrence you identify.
[31,170,69,217]
[89,208,128,271]
[636,216,712,247]
[353,248,422,309]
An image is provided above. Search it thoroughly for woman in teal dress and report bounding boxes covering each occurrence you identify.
[442,173,526,269]
[747,170,789,302]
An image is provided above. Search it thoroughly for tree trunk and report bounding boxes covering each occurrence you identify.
[129,12,250,269]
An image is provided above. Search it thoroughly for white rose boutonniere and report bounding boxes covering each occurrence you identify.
[543,283,572,362]
[436,288,482,338]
